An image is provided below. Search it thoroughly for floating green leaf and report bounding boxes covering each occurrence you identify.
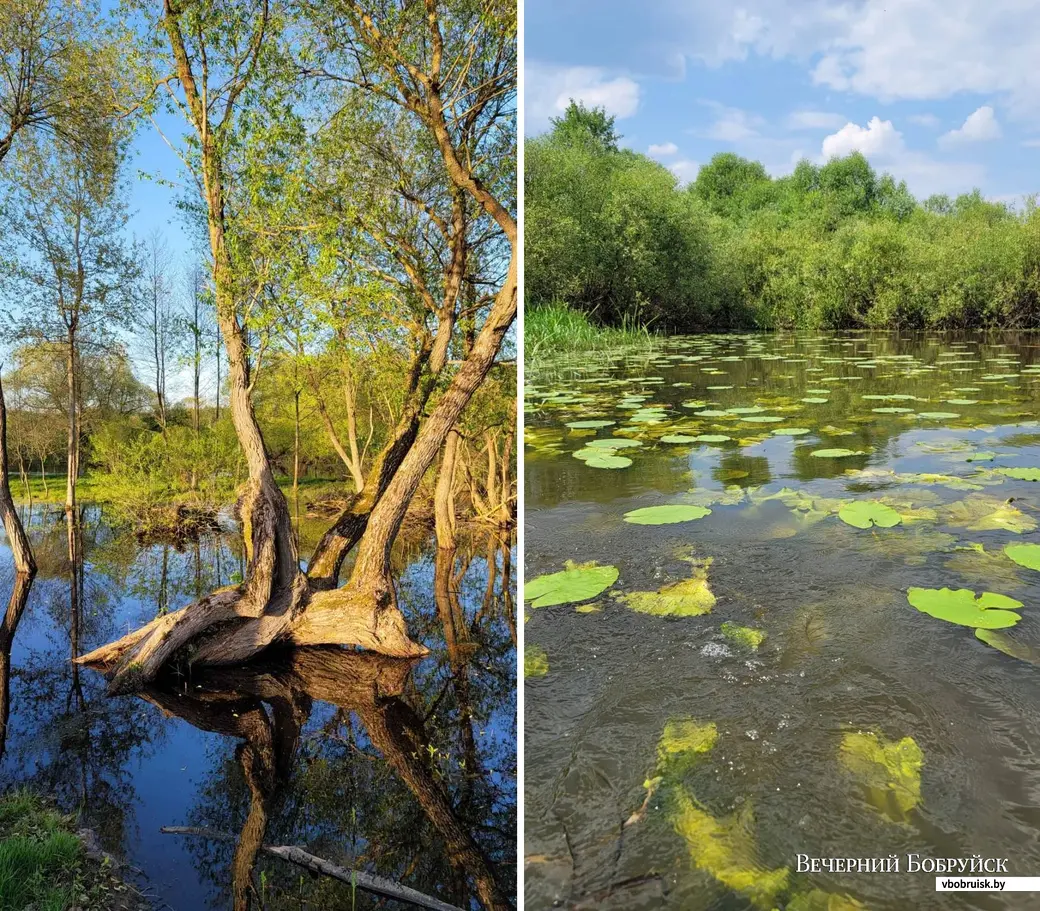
[566,419,615,429]
[772,427,812,436]
[811,448,866,459]
[695,434,732,443]
[1005,543,1040,571]
[525,561,619,607]
[995,466,1040,481]
[975,628,1040,664]
[660,434,700,444]
[907,587,1024,629]
[838,501,902,529]
[624,504,712,525]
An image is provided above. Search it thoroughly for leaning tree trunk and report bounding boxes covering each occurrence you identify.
[332,254,517,619]
[0,374,35,575]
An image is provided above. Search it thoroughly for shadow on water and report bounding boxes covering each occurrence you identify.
[0,503,516,910]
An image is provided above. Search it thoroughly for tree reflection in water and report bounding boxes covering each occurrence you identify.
[148,530,515,910]
[1,506,515,910]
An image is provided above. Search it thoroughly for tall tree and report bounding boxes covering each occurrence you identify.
[1,131,136,513]
[138,230,178,431]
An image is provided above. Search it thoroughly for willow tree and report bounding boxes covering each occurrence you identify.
[79,0,516,691]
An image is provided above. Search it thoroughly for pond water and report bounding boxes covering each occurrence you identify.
[524,332,1040,911]
[0,505,516,910]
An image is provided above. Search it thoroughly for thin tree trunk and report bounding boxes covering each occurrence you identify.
[435,429,460,550]
[65,329,78,515]
[0,374,36,575]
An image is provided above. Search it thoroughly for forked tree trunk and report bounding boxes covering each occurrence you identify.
[332,254,516,616]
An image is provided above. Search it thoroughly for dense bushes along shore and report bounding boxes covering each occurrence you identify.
[526,103,1040,332]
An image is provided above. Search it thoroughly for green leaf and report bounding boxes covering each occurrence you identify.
[995,466,1040,481]
[1005,543,1040,571]
[811,448,866,458]
[838,501,902,529]
[525,561,619,607]
[624,504,712,525]
[906,587,1024,629]
[565,419,615,429]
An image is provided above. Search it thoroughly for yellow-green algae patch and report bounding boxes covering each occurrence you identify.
[839,731,923,824]
[619,559,716,616]
[720,621,767,650]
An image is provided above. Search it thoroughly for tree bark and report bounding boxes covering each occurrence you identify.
[435,429,460,549]
[344,251,516,607]
[0,373,35,575]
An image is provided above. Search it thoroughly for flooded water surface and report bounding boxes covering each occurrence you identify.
[0,508,516,910]
[524,332,1040,911]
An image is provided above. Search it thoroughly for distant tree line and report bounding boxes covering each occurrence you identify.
[526,102,1040,331]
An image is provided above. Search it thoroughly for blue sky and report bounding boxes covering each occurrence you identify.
[525,0,1040,203]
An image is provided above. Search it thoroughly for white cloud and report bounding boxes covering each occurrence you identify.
[525,62,640,134]
[816,115,986,198]
[787,110,847,131]
[669,159,700,183]
[655,1,1040,115]
[939,105,1002,145]
[648,142,679,157]
[821,117,904,160]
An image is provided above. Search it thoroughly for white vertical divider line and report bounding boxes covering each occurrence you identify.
[515,0,526,903]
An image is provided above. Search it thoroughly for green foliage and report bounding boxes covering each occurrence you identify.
[526,124,1040,330]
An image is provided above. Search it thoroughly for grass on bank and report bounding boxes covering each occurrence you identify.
[525,301,655,366]
[0,790,145,911]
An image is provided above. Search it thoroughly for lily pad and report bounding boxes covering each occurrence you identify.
[811,448,866,459]
[587,437,642,449]
[975,628,1040,664]
[525,561,619,608]
[660,434,700,444]
[566,419,615,429]
[995,466,1040,482]
[577,450,632,469]
[1005,543,1040,571]
[771,427,812,436]
[624,504,712,525]
[907,587,1024,629]
[695,434,732,443]
[838,501,902,529]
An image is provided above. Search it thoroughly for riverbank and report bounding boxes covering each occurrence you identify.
[525,302,655,366]
[0,790,151,910]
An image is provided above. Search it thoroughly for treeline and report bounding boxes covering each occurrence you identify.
[526,103,1040,331]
